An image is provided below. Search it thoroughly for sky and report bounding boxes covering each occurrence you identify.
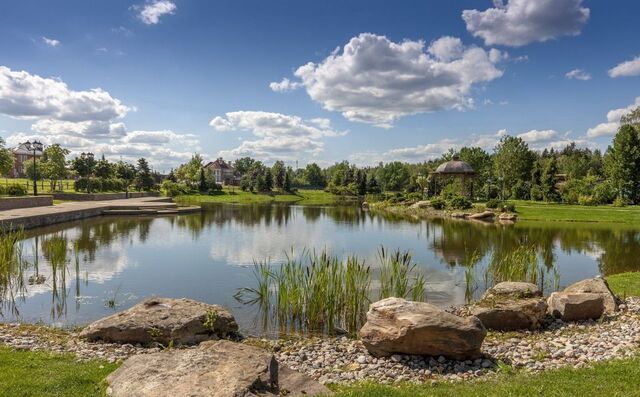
[0,0,639,172]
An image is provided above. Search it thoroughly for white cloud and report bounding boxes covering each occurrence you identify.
[517,129,558,142]
[0,65,131,122]
[136,0,176,25]
[462,0,589,47]
[276,33,504,127]
[269,78,301,93]
[210,111,345,161]
[42,37,60,47]
[31,119,127,138]
[565,69,591,81]
[587,97,640,138]
[608,56,640,78]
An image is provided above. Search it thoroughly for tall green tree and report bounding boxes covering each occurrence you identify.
[94,155,113,179]
[41,144,69,191]
[71,152,96,178]
[541,157,560,202]
[115,161,137,193]
[134,158,155,191]
[0,138,14,177]
[605,124,640,203]
[377,162,410,192]
[175,154,203,183]
[493,136,535,199]
[233,157,257,176]
[272,160,286,190]
[304,163,325,187]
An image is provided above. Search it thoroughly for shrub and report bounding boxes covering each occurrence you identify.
[485,199,503,209]
[613,197,628,207]
[430,197,446,210]
[577,195,596,206]
[592,181,616,205]
[530,185,543,201]
[160,180,192,197]
[510,180,531,200]
[6,184,27,196]
[503,202,517,213]
[448,196,472,210]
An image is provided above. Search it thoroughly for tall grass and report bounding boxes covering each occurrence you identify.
[42,234,69,318]
[484,245,558,292]
[235,247,426,336]
[0,228,28,317]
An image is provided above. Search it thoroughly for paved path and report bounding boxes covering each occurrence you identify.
[0,197,176,231]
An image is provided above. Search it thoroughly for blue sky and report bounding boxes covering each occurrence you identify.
[0,0,639,171]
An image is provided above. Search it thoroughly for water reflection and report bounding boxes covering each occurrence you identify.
[0,204,638,334]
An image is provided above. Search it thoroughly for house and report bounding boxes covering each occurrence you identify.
[203,157,239,185]
[10,142,43,177]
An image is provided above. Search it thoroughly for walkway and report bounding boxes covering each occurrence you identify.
[0,197,194,231]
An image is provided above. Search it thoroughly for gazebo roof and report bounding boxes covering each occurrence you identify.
[432,155,475,175]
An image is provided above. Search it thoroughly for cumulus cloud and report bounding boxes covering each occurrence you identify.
[608,56,640,78]
[565,69,591,81]
[587,97,640,138]
[275,34,504,127]
[135,0,176,25]
[517,129,558,142]
[462,0,589,47]
[42,37,60,47]
[0,66,131,122]
[269,78,302,93]
[210,111,345,160]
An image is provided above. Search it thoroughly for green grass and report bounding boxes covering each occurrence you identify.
[175,188,344,205]
[333,357,640,397]
[510,200,640,223]
[607,272,640,297]
[0,178,76,194]
[0,346,117,397]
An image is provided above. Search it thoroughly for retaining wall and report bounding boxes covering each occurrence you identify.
[52,192,160,201]
[0,196,53,211]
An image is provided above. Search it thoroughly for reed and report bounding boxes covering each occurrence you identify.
[42,234,69,318]
[236,247,425,336]
[378,247,427,301]
[0,228,28,317]
[484,245,556,292]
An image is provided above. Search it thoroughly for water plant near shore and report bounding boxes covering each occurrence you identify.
[235,247,425,336]
[0,228,28,317]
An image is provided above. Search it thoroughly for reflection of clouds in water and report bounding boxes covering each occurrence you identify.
[582,245,604,261]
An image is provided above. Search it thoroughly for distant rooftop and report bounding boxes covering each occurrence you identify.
[432,154,475,175]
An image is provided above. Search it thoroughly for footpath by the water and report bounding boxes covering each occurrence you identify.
[0,197,199,231]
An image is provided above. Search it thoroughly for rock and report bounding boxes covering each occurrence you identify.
[482,282,542,300]
[469,211,495,220]
[547,292,605,322]
[359,298,486,360]
[450,212,469,219]
[80,297,238,345]
[471,298,547,331]
[106,340,331,397]
[410,200,431,209]
[498,213,517,221]
[565,277,619,313]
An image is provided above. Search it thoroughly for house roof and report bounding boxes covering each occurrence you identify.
[12,143,43,156]
[204,157,233,170]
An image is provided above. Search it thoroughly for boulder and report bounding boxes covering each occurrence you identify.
[106,340,331,397]
[80,297,238,345]
[482,281,542,299]
[564,277,619,313]
[498,213,517,221]
[359,297,486,360]
[471,282,546,331]
[450,212,469,219]
[547,292,605,321]
[471,298,547,331]
[469,210,495,220]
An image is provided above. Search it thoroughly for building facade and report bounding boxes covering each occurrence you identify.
[11,142,43,177]
[203,158,239,185]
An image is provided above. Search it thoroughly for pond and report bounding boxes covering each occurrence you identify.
[1,203,639,336]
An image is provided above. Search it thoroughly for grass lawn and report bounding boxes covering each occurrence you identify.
[607,272,640,297]
[175,188,344,205]
[0,178,76,194]
[0,346,116,397]
[509,200,640,223]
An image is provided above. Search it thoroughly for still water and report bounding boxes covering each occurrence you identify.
[2,203,639,335]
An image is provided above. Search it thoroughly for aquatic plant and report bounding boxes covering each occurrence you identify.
[235,247,426,336]
[0,228,29,317]
[484,245,557,292]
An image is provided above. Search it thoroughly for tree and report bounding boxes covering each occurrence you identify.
[134,158,155,191]
[367,175,381,194]
[115,161,137,193]
[0,138,14,177]
[234,157,257,176]
[71,152,96,178]
[605,124,640,203]
[377,162,410,191]
[94,155,113,179]
[264,167,273,191]
[620,105,640,129]
[25,159,44,181]
[41,144,69,191]
[272,160,286,190]
[356,170,367,196]
[283,167,292,192]
[541,157,560,202]
[167,169,177,182]
[175,154,203,184]
[493,136,535,199]
[304,163,325,187]
[199,167,207,192]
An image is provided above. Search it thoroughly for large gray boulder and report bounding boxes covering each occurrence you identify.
[471,282,546,331]
[469,210,495,220]
[358,297,486,360]
[106,340,331,397]
[564,277,619,314]
[80,297,238,345]
[547,292,605,321]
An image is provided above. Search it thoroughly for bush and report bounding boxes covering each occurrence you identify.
[448,196,472,210]
[578,195,596,206]
[530,185,543,201]
[592,181,616,205]
[613,197,627,207]
[161,180,192,197]
[503,202,517,213]
[485,199,503,209]
[510,180,531,200]
[6,184,27,196]
[430,197,446,210]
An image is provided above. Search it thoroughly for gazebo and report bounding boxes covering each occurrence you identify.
[429,154,476,198]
